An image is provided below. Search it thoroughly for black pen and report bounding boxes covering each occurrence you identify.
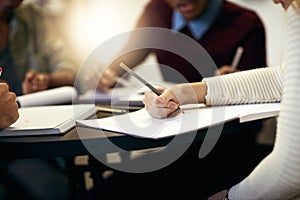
[119,62,183,113]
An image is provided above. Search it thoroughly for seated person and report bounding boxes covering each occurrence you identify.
[0,0,76,96]
[0,1,76,199]
[94,0,267,91]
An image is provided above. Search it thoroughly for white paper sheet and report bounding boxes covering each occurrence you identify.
[76,103,281,139]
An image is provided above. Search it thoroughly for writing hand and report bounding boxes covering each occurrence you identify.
[143,87,180,119]
[0,83,19,129]
[143,83,206,118]
[22,70,50,94]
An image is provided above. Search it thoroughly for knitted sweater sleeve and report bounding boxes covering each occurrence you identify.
[205,5,300,200]
[203,66,284,105]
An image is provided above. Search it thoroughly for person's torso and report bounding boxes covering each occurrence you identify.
[136,0,267,83]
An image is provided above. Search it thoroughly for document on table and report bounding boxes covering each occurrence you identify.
[76,103,281,139]
[17,86,78,107]
[78,87,144,107]
[0,104,96,137]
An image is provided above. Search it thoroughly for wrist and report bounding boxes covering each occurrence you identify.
[190,82,207,104]
[174,83,198,104]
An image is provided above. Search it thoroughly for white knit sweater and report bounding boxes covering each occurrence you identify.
[203,5,300,200]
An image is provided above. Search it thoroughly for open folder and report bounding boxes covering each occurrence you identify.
[0,104,96,137]
[76,103,281,139]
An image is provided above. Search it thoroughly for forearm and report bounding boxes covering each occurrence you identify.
[48,70,75,88]
[203,67,284,105]
[188,82,207,104]
[109,49,151,76]
[229,7,300,199]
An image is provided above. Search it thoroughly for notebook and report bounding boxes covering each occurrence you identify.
[0,104,96,137]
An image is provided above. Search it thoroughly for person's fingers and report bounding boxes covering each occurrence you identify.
[215,65,242,76]
[216,66,232,75]
[0,83,9,93]
[97,74,117,92]
[22,71,37,94]
[273,0,293,9]
[24,70,36,82]
[34,74,49,91]
[22,73,50,94]
[143,89,180,118]
[143,89,159,107]
[214,69,221,76]
[147,106,174,119]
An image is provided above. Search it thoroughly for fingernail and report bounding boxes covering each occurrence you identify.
[171,105,177,109]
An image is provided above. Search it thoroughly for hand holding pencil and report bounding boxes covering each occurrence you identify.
[214,46,244,76]
[119,62,184,118]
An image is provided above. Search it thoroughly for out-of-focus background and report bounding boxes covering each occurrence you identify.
[26,1,283,145]
[26,0,285,82]
[22,0,281,190]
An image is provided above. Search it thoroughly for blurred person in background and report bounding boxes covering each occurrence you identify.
[94,0,267,91]
[0,0,76,96]
[0,0,77,199]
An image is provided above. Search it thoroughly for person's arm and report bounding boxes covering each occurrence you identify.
[95,0,163,92]
[204,67,283,105]
[23,5,77,94]
[225,4,300,199]
[143,82,207,118]
[0,83,19,129]
[22,69,75,94]
[96,49,151,92]
[143,66,283,119]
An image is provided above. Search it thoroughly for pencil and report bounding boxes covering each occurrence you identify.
[231,46,244,72]
[96,105,127,114]
[119,62,184,114]
[120,63,160,95]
